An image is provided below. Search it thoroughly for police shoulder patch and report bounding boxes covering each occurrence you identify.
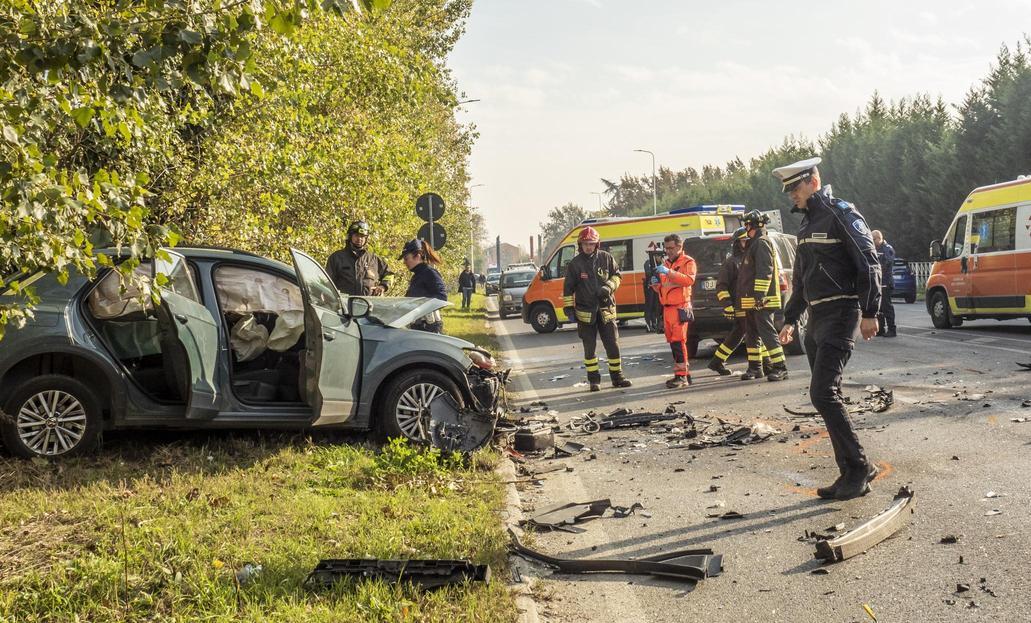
[852,218,870,236]
[833,199,852,211]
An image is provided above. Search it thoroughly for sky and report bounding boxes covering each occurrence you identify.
[448,0,1031,253]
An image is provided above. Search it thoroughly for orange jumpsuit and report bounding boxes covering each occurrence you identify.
[651,252,697,378]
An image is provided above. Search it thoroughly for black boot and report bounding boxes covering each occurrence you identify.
[611,373,633,389]
[707,357,732,376]
[588,372,602,393]
[762,357,773,375]
[885,328,897,338]
[816,472,849,499]
[834,463,879,500]
[766,363,788,382]
[740,364,763,381]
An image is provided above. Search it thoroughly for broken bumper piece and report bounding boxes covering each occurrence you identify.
[509,529,722,583]
[428,368,509,453]
[305,559,491,591]
[814,486,915,562]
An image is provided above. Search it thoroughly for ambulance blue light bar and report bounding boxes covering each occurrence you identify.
[668,204,745,215]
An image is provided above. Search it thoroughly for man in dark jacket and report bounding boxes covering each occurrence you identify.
[775,157,882,501]
[458,263,476,310]
[326,220,394,296]
[563,226,632,392]
[872,230,896,337]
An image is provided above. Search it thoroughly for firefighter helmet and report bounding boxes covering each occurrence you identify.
[732,226,748,241]
[577,226,601,244]
[348,220,371,237]
[742,210,770,229]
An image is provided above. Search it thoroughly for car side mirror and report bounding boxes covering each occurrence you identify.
[348,296,372,318]
[929,240,942,261]
[541,266,551,280]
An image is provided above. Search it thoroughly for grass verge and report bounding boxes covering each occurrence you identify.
[0,297,514,622]
[443,292,500,356]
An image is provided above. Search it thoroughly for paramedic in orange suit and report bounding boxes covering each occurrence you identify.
[651,233,698,388]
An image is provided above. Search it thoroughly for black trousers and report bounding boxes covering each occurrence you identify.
[745,309,786,366]
[803,302,869,473]
[579,317,622,381]
[878,287,895,330]
[713,317,746,362]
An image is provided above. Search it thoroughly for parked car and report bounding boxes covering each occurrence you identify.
[684,232,805,358]
[485,272,501,295]
[496,270,537,319]
[891,258,917,304]
[0,248,504,459]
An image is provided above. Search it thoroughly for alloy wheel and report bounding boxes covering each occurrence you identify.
[16,390,88,456]
[394,382,445,440]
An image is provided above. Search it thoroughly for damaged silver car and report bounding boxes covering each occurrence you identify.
[0,247,505,458]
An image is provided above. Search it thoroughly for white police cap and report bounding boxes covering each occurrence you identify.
[772,157,822,192]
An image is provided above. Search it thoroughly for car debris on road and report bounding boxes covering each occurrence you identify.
[814,487,915,562]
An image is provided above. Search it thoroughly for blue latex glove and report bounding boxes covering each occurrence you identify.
[649,276,660,286]
[655,265,670,275]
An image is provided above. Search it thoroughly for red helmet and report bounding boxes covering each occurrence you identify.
[578,226,600,244]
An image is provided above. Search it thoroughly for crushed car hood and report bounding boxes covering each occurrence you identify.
[353,296,452,329]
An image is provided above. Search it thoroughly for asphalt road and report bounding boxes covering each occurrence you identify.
[493,301,1031,623]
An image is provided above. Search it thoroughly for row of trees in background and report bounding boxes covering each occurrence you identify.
[542,39,1031,261]
[1,0,477,338]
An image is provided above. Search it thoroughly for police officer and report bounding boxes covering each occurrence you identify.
[326,220,394,296]
[774,157,882,500]
[737,211,788,381]
[563,226,633,392]
[872,230,897,337]
[650,234,697,388]
[707,227,770,375]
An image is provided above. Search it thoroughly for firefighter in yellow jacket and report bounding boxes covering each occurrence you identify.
[737,211,788,381]
[563,227,633,392]
[650,233,698,388]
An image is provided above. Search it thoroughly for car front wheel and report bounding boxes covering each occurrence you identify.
[378,369,464,443]
[529,304,558,333]
[1,375,102,459]
[929,291,961,329]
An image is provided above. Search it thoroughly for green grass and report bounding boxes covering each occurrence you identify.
[0,435,513,622]
[443,292,499,356]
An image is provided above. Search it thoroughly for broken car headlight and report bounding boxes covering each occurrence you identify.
[464,348,495,370]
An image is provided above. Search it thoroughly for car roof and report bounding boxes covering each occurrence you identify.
[96,246,295,273]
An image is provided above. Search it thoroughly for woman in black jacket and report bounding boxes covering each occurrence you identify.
[400,238,447,332]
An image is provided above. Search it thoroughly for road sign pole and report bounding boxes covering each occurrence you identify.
[428,195,435,248]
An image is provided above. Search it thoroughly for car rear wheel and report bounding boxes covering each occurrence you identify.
[529,304,558,334]
[1,375,102,459]
[378,369,464,443]
[498,308,509,319]
[904,293,916,304]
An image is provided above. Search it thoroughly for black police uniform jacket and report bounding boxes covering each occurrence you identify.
[736,229,781,311]
[326,245,393,296]
[562,249,621,325]
[783,188,882,325]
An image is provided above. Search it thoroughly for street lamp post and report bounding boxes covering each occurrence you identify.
[589,191,604,212]
[634,149,657,215]
[469,183,485,273]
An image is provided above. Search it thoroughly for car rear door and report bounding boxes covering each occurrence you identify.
[154,249,221,419]
[290,249,361,426]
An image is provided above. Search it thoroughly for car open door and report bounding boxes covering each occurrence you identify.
[154,249,222,419]
[290,249,362,426]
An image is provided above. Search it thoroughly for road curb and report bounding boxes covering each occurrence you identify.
[498,457,542,623]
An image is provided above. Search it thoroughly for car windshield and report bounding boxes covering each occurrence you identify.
[501,272,535,288]
[359,296,449,328]
[682,238,731,272]
[487,274,500,282]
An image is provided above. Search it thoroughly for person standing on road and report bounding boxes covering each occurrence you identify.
[326,220,394,296]
[651,234,697,387]
[401,238,447,333]
[458,262,476,310]
[642,242,665,333]
[563,226,633,392]
[737,211,789,382]
[707,227,769,375]
[872,230,897,338]
[774,157,882,501]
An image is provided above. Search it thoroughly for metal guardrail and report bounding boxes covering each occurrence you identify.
[908,261,933,294]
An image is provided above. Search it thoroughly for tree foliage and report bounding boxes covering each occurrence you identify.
[600,38,1031,259]
[1,0,478,338]
[538,201,591,260]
